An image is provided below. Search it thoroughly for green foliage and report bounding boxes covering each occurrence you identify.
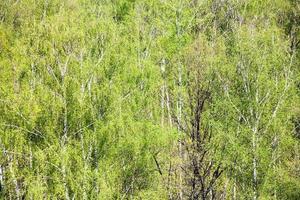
[0,0,299,199]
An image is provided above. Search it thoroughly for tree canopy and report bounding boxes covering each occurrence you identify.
[0,0,299,199]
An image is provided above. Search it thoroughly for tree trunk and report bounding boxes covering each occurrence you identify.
[252,127,257,200]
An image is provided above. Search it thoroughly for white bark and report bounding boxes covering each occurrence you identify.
[233,178,236,200]
[80,134,87,200]
[62,164,70,200]
[0,164,4,192]
[166,86,172,126]
[175,3,183,198]
[177,62,183,200]
[161,84,165,127]
[60,55,70,200]
[9,155,20,200]
[252,127,257,200]
[160,58,166,127]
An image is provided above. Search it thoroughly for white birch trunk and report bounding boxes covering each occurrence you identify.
[177,62,183,200]
[80,133,87,200]
[233,178,236,200]
[9,155,20,200]
[252,128,257,200]
[0,164,3,193]
[160,58,166,127]
[175,3,184,198]
[60,56,70,200]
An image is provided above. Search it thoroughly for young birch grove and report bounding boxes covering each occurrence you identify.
[0,0,299,199]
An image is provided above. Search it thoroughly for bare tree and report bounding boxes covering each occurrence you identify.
[172,38,224,200]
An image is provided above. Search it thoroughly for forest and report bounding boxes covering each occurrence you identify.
[0,0,299,199]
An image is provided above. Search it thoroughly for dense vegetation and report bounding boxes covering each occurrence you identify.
[0,0,299,199]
